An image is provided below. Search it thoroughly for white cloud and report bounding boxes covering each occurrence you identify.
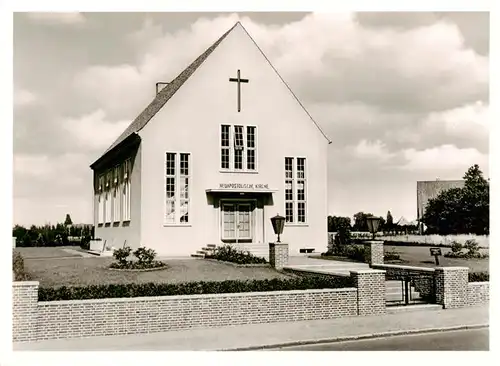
[14,89,37,107]
[401,144,488,173]
[352,139,395,162]
[421,101,489,142]
[62,109,130,150]
[27,12,86,25]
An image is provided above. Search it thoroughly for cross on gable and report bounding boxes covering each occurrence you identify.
[229,69,249,112]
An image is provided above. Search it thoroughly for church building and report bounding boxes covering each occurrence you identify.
[90,22,331,258]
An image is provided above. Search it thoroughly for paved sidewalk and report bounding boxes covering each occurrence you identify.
[13,305,488,351]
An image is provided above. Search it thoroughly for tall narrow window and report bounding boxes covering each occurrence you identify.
[105,171,112,223]
[297,158,306,223]
[221,125,230,169]
[113,166,120,223]
[165,153,176,224]
[234,125,244,170]
[165,152,191,225]
[285,157,294,223]
[97,175,104,224]
[180,153,190,223]
[284,157,307,223]
[247,126,256,170]
[122,159,131,222]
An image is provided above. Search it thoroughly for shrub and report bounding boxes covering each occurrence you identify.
[450,241,463,253]
[110,246,165,270]
[444,239,488,259]
[384,248,401,261]
[112,246,133,267]
[343,245,366,262]
[80,235,91,251]
[469,272,489,282]
[133,247,157,266]
[13,251,31,281]
[207,245,267,265]
[38,276,354,301]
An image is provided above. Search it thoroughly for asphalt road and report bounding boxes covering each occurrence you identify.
[273,328,489,351]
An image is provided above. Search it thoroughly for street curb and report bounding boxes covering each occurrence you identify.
[220,324,489,351]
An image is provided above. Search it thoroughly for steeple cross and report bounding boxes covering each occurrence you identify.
[229,69,249,112]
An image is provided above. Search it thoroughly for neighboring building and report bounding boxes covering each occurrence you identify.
[416,179,465,233]
[90,22,331,257]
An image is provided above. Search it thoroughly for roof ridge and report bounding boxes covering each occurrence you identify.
[94,22,239,164]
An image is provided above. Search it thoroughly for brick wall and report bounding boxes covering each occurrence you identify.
[467,282,489,307]
[350,269,386,316]
[13,281,358,342]
[12,281,39,342]
[435,267,469,308]
[364,241,384,265]
[269,243,289,270]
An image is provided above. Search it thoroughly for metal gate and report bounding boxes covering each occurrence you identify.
[386,272,436,306]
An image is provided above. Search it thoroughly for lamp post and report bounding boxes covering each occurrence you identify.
[366,216,382,241]
[270,214,285,243]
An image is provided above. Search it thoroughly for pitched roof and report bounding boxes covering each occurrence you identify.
[92,22,238,166]
[92,21,331,167]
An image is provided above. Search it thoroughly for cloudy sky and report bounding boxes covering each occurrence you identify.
[13,11,489,226]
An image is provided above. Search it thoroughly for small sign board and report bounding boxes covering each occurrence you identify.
[430,248,442,256]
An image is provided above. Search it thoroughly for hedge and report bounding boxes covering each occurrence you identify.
[38,276,354,301]
[468,272,489,282]
[13,251,32,281]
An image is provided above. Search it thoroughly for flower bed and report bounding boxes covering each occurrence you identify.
[205,245,267,265]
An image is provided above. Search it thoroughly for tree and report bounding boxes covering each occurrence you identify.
[64,214,73,226]
[421,165,489,235]
[386,211,394,233]
[327,216,351,232]
[352,212,373,232]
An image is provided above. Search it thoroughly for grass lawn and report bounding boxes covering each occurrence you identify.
[310,245,489,273]
[14,247,83,259]
[22,256,295,288]
[384,245,489,273]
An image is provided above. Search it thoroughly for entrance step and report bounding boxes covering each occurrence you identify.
[190,253,205,258]
[386,304,442,314]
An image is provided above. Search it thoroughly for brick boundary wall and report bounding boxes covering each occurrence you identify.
[364,241,384,265]
[13,282,358,342]
[467,282,489,307]
[350,269,386,316]
[269,243,289,270]
[435,267,469,308]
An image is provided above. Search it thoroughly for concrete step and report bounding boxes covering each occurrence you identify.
[206,244,216,248]
[190,253,205,258]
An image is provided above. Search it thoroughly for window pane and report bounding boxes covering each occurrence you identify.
[285,157,293,179]
[285,202,294,223]
[297,158,305,179]
[297,180,305,201]
[247,149,255,170]
[247,126,255,148]
[298,202,306,223]
[234,149,243,169]
[180,200,189,223]
[221,148,230,169]
[234,125,244,148]
[180,153,189,176]
[221,125,230,147]
[166,153,175,176]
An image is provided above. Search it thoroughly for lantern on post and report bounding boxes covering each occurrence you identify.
[366,216,382,241]
[270,214,285,243]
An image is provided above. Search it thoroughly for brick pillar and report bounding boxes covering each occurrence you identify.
[364,240,384,265]
[12,281,39,342]
[269,243,289,270]
[435,267,469,309]
[350,269,386,316]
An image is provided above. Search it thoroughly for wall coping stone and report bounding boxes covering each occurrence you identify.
[37,287,358,306]
[372,264,436,272]
[349,269,386,275]
[269,242,289,246]
[13,281,39,287]
[283,267,351,277]
[468,282,489,286]
[435,267,470,271]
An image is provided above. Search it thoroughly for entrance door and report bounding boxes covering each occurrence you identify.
[222,202,253,241]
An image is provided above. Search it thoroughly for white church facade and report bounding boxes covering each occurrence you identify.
[90,22,331,257]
